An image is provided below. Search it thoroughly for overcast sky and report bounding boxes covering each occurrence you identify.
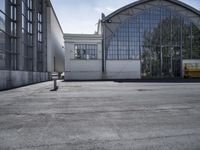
[51,0,200,34]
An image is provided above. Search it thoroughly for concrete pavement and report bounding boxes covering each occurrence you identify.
[0,81,200,149]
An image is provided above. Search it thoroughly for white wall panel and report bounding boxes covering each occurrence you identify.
[106,60,141,79]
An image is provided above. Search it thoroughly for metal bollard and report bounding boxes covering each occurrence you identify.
[51,72,58,91]
[53,79,58,90]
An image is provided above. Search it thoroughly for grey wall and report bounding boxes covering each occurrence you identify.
[0,70,50,90]
[47,7,65,73]
[0,1,65,90]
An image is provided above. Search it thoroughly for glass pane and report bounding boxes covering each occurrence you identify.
[0,11,5,31]
[0,31,5,50]
[192,25,200,59]
[0,0,5,12]
[74,44,97,60]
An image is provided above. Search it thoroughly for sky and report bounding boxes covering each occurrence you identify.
[51,0,200,34]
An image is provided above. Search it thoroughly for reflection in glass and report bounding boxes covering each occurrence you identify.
[0,12,5,31]
[0,31,5,50]
[107,6,200,78]
[0,0,5,12]
[74,44,98,60]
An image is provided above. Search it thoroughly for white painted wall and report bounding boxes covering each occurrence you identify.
[66,60,102,80]
[105,60,141,79]
[64,34,142,80]
[47,7,65,73]
[64,34,102,80]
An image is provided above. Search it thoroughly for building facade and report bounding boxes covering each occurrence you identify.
[0,0,64,90]
[64,0,200,80]
[64,34,102,80]
[47,4,65,73]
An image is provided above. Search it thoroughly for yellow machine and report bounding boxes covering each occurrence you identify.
[184,63,200,78]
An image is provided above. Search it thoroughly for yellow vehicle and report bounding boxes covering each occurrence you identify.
[184,63,200,78]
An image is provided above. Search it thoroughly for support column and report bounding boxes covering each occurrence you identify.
[5,0,11,70]
[190,23,193,59]
[16,0,23,70]
[32,0,37,72]
[42,0,48,72]
[180,18,183,78]
[160,6,162,77]
[102,22,106,73]
[139,17,142,78]
[160,46,163,76]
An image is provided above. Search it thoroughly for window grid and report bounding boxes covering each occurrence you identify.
[0,0,17,70]
[107,6,200,60]
[22,0,33,71]
[37,0,44,72]
[74,44,98,60]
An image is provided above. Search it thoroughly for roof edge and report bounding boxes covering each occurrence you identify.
[64,33,102,37]
[46,0,64,34]
[102,0,200,22]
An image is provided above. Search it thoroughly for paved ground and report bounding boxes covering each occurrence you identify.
[0,81,200,150]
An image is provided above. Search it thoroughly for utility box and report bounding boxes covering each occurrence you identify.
[184,63,200,78]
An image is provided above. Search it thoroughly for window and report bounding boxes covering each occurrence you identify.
[0,11,5,31]
[0,30,6,50]
[37,0,45,72]
[107,6,200,60]
[74,44,98,60]
[0,0,5,12]
[0,0,17,70]
[192,24,200,59]
[22,0,33,71]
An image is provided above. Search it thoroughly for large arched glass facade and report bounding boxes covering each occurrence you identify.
[107,6,200,78]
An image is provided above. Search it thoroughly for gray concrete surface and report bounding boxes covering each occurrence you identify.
[0,81,200,150]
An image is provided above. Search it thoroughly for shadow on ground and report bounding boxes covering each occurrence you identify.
[63,78,200,83]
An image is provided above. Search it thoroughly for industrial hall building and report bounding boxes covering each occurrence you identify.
[1,0,200,90]
[0,0,65,90]
[64,0,200,80]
